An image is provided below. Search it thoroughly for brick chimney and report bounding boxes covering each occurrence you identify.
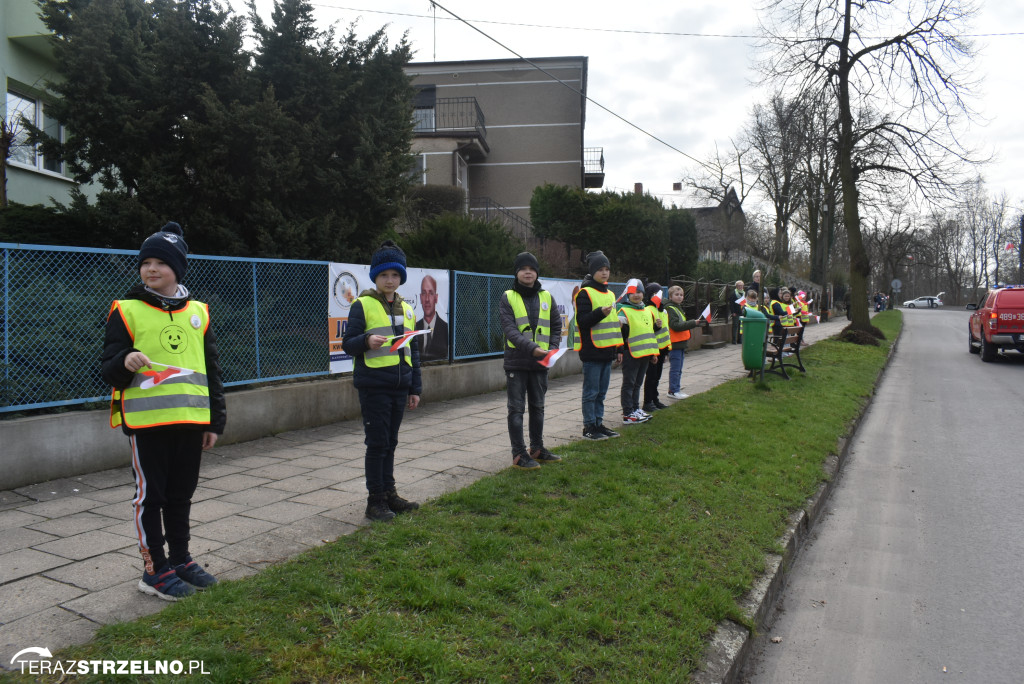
[634,183,643,195]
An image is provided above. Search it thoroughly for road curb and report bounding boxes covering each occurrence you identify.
[692,322,903,683]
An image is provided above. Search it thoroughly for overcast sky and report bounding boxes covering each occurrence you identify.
[235,1,1022,215]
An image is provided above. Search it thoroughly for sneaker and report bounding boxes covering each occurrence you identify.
[667,391,689,400]
[653,399,669,410]
[366,497,396,522]
[513,452,542,470]
[531,447,562,463]
[139,566,195,602]
[596,423,620,438]
[174,557,218,589]
[636,408,652,420]
[622,411,647,425]
[582,424,609,440]
[386,488,420,514]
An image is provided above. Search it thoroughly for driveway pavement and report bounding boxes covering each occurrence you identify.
[0,317,847,667]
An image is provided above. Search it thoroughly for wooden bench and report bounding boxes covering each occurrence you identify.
[764,325,806,379]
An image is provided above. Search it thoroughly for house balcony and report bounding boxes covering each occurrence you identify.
[413,97,489,158]
[583,147,605,188]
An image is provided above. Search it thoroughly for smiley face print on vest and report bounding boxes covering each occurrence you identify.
[160,324,189,354]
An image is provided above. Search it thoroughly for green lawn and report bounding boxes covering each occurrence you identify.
[33,312,901,683]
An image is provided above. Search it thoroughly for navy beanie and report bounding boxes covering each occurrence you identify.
[586,250,610,276]
[370,240,408,285]
[513,251,540,276]
[138,222,188,283]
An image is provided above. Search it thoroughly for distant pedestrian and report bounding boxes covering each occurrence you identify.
[499,252,562,470]
[342,240,422,522]
[730,280,745,344]
[573,251,621,441]
[101,222,225,601]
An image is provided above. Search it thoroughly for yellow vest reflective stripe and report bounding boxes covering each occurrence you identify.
[621,306,659,358]
[109,299,211,429]
[504,290,552,350]
[798,301,810,323]
[573,287,620,350]
[647,305,672,350]
[360,295,415,368]
[666,304,690,343]
[775,300,796,327]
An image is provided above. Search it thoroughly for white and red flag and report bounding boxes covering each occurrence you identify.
[386,328,431,351]
[700,303,712,322]
[616,278,645,302]
[138,364,195,390]
[537,347,567,368]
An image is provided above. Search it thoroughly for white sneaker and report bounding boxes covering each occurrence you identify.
[632,409,651,422]
[667,392,689,400]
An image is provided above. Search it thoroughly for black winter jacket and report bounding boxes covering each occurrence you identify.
[574,277,618,362]
[101,284,227,435]
[499,280,563,372]
[341,290,423,395]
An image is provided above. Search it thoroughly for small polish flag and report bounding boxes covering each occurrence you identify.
[736,296,745,305]
[387,328,431,351]
[616,278,644,302]
[139,364,195,390]
[815,315,821,323]
[538,347,567,368]
[700,303,712,322]
[1007,243,1017,251]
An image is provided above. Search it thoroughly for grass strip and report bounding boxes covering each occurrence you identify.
[35,312,901,683]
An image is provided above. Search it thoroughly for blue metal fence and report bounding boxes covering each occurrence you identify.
[1,243,630,414]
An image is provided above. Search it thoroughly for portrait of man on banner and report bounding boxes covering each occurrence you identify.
[415,273,449,361]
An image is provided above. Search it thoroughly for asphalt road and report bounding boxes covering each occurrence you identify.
[741,309,1024,684]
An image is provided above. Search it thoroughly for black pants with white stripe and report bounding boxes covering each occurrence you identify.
[130,430,203,574]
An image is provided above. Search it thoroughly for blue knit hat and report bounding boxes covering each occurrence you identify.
[138,221,188,283]
[369,240,407,285]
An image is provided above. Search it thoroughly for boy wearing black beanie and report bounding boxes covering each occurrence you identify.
[101,221,226,601]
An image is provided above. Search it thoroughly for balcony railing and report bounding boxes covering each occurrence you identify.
[413,97,486,141]
[583,147,605,189]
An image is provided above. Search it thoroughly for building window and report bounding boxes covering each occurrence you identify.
[5,91,65,175]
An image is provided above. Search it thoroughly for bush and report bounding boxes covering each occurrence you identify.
[399,212,525,274]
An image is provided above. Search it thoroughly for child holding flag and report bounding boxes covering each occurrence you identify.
[499,252,563,470]
[642,283,671,413]
[664,285,704,400]
[101,222,225,601]
[342,240,422,522]
[618,278,658,424]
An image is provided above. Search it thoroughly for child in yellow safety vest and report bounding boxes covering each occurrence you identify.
[499,252,563,470]
[617,279,659,424]
[101,222,226,602]
[574,251,621,441]
[342,240,422,523]
[642,282,672,413]
[664,285,704,400]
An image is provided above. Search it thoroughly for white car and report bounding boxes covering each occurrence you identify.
[903,296,943,308]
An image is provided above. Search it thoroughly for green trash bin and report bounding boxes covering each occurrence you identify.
[740,307,768,377]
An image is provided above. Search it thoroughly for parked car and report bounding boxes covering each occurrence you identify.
[903,295,943,308]
[968,286,1024,361]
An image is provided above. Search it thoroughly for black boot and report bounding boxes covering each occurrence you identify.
[365,494,395,522]
[386,488,420,514]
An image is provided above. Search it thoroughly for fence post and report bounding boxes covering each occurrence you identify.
[252,261,262,380]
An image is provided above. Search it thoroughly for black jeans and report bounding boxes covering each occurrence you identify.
[506,369,548,456]
[358,387,407,496]
[620,355,649,415]
[643,348,668,404]
[130,430,203,573]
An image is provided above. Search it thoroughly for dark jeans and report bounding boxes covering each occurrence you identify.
[506,369,548,456]
[358,387,407,496]
[130,430,203,573]
[620,355,649,415]
[581,360,612,426]
[643,348,668,404]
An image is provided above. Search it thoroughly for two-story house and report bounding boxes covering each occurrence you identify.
[404,56,604,254]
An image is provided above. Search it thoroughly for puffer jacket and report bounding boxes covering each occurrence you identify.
[341,289,422,395]
[499,280,563,371]
[573,276,618,362]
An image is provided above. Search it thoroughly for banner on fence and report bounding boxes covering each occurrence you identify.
[543,279,579,352]
[328,264,450,373]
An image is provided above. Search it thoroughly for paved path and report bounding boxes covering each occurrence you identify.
[0,317,848,667]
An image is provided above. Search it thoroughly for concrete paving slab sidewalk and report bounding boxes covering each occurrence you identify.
[0,318,849,669]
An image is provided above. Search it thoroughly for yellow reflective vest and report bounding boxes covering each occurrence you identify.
[504,290,552,350]
[573,287,620,351]
[109,299,211,430]
[774,300,797,327]
[620,306,659,358]
[360,295,415,368]
[646,304,672,350]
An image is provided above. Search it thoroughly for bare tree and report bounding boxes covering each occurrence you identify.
[682,141,759,259]
[794,93,842,284]
[758,0,981,334]
[746,93,807,264]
